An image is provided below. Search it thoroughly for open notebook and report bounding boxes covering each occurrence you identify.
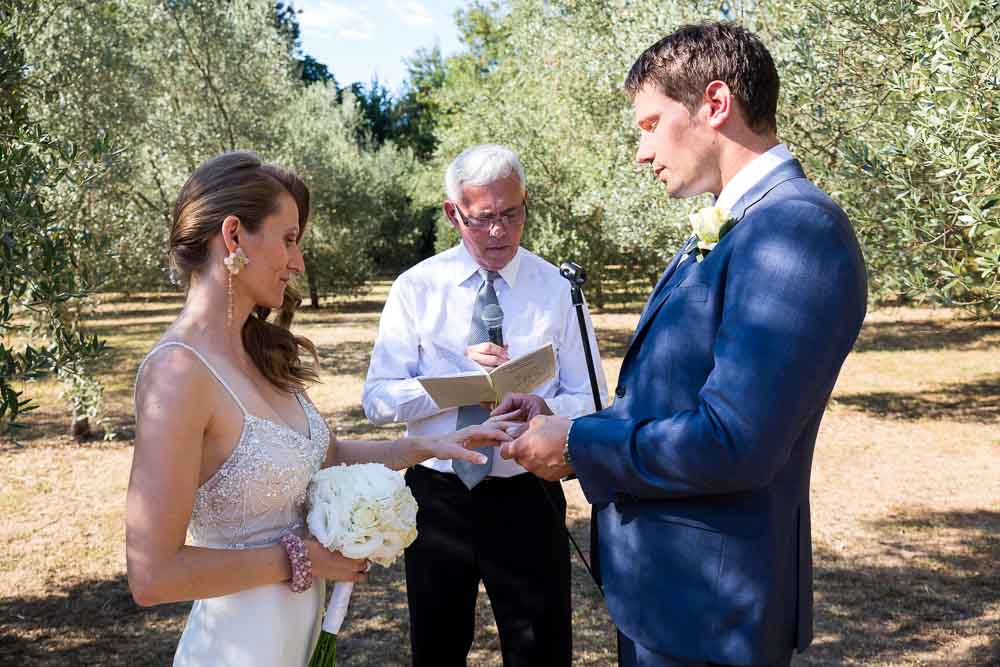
[417,342,556,409]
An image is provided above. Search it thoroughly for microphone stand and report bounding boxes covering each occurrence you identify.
[556,261,619,664]
[536,262,605,593]
[562,262,603,414]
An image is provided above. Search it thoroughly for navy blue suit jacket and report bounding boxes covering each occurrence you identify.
[569,161,867,665]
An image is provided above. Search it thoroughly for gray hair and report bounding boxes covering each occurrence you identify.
[444,144,526,201]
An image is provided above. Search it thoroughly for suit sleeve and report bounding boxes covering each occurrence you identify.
[569,201,866,504]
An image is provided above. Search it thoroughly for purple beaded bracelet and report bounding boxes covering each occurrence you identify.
[279,533,313,593]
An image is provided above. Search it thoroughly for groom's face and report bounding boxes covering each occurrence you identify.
[633,84,718,199]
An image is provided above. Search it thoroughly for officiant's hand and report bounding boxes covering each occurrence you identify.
[465,342,509,369]
[491,393,552,424]
[500,415,572,481]
[305,541,370,583]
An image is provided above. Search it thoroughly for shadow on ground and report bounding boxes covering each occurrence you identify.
[834,375,1000,423]
[317,341,375,379]
[0,575,188,666]
[795,509,1000,666]
[337,513,616,666]
[330,405,405,440]
[854,318,1000,353]
[2,510,994,665]
[594,328,635,360]
[0,517,614,666]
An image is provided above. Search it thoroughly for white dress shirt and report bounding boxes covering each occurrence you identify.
[363,241,609,477]
[715,143,795,211]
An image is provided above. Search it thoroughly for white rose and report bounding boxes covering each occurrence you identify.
[307,498,345,548]
[370,465,405,495]
[370,534,404,566]
[340,534,381,559]
[400,526,418,549]
[350,502,380,533]
[689,206,733,250]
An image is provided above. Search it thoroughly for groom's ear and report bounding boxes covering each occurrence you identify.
[703,80,734,130]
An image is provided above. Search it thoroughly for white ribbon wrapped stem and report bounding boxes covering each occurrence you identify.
[322,581,354,635]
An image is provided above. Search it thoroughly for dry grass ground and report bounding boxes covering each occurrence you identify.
[1,285,998,666]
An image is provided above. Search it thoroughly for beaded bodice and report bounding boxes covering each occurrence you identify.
[137,342,329,550]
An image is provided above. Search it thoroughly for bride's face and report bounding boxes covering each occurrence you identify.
[237,192,305,309]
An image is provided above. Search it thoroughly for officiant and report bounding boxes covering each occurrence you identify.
[362,143,608,667]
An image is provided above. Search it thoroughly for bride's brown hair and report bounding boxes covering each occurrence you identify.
[169,151,319,393]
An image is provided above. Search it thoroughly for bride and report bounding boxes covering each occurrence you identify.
[126,151,514,666]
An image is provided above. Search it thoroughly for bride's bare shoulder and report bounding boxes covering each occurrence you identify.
[134,342,218,425]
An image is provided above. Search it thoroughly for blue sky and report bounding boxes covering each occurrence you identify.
[293,0,469,94]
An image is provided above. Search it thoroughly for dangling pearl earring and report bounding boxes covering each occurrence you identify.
[223,247,250,327]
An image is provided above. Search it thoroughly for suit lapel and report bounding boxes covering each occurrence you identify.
[729,159,807,222]
[633,234,696,334]
[621,160,809,371]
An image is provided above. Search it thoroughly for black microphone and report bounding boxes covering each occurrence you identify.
[482,303,504,347]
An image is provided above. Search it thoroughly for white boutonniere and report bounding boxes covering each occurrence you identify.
[688,206,735,261]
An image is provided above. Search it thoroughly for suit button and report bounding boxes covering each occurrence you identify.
[615,386,626,398]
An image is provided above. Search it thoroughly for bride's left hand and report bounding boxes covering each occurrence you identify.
[420,414,522,463]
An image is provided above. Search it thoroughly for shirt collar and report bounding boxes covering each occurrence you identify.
[715,144,795,212]
[454,241,522,289]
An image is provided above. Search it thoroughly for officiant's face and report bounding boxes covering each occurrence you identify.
[633,84,717,199]
[446,174,526,272]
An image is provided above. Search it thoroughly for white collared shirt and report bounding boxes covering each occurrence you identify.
[715,143,795,212]
[362,241,609,477]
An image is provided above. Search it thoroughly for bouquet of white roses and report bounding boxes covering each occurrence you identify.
[306,463,419,667]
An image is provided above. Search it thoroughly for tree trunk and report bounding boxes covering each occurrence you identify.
[308,272,320,310]
[303,253,321,309]
[71,416,91,441]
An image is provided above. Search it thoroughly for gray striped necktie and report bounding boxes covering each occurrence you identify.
[453,269,500,490]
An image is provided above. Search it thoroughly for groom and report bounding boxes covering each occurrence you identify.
[498,22,867,667]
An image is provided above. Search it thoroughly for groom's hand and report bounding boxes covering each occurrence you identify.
[500,415,572,481]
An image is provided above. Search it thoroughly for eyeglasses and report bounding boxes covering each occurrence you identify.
[452,199,529,230]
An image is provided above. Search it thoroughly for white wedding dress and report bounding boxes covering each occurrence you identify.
[137,342,330,666]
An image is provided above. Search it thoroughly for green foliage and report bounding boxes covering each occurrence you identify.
[20,0,301,290]
[766,0,1000,314]
[427,0,997,315]
[428,0,721,304]
[20,0,426,300]
[7,0,997,388]
[1,3,109,432]
[395,46,447,160]
[279,87,431,304]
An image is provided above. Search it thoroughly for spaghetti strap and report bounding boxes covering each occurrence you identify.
[135,341,249,416]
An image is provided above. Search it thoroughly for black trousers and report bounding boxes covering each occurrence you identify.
[404,465,572,667]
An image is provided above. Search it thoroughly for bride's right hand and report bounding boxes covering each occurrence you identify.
[305,540,370,583]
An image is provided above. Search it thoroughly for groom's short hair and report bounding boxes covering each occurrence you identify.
[625,22,779,134]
